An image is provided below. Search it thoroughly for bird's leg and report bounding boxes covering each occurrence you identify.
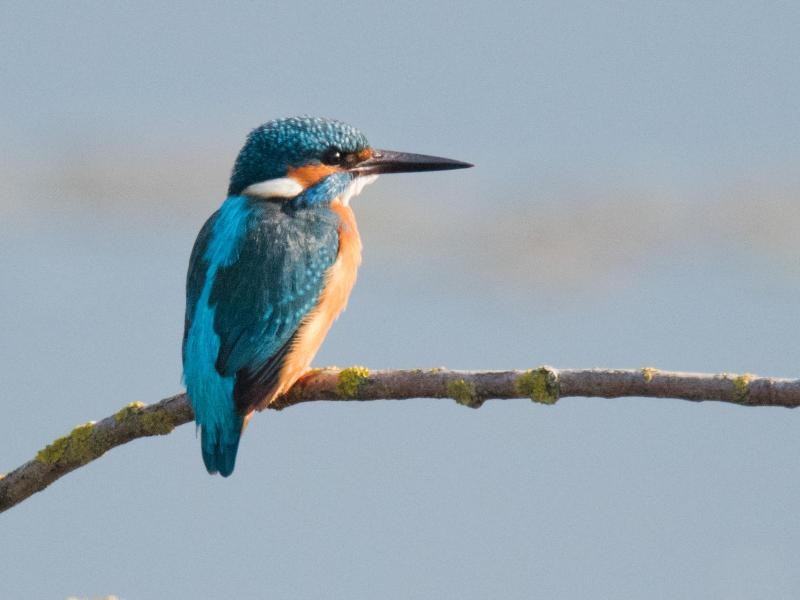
[269,369,318,410]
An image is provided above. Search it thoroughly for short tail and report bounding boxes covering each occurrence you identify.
[183,313,245,476]
[200,416,244,477]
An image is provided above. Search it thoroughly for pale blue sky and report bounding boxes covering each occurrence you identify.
[2,2,800,598]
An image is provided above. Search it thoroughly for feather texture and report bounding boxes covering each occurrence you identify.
[183,194,340,475]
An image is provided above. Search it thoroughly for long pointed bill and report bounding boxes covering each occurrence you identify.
[351,149,473,176]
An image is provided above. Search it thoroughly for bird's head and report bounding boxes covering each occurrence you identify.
[228,116,471,206]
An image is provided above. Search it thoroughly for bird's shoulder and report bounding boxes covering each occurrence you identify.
[195,199,339,375]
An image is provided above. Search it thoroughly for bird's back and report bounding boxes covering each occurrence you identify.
[183,196,343,475]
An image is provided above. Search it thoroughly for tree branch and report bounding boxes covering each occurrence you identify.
[2,366,798,514]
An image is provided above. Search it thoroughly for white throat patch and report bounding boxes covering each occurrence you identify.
[242,177,304,199]
[242,173,378,205]
[340,174,378,206]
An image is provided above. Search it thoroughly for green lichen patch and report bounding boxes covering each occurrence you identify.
[337,366,370,398]
[36,422,100,466]
[732,373,755,403]
[641,367,658,383]
[516,367,560,405]
[447,378,481,408]
[140,410,175,435]
[114,401,146,423]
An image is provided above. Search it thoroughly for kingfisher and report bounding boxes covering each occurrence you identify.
[183,116,471,476]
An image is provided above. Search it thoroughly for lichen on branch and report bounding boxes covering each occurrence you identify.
[2,366,799,514]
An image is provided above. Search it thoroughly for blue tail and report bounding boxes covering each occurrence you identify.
[184,336,245,476]
[200,417,244,477]
[184,305,245,476]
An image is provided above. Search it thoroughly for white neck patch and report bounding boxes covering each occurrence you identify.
[242,177,304,199]
[340,174,379,206]
[242,174,378,205]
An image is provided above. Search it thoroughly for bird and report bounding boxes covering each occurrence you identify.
[183,116,472,476]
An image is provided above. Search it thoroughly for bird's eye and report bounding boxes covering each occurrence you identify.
[321,148,342,165]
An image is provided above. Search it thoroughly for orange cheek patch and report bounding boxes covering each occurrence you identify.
[287,164,342,188]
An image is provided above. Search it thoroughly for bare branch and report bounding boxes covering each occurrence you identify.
[2,366,798,514]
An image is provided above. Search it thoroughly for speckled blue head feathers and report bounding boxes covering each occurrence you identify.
[228,116,370,195]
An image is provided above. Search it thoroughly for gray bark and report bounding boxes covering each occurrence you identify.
[2,366,797,514]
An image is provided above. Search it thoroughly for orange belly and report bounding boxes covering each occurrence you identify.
[254,199,362,410]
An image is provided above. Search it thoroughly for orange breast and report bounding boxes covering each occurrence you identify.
[254,199,362,410]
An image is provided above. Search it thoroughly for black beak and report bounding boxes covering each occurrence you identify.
[351,149,473,176]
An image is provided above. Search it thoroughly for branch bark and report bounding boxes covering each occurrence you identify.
[2,366,798,514]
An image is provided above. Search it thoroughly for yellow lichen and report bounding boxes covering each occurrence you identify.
[641,367,658,383]
[114,401,146,423]
[337,366,370,398]
[140,410,175,435]
[36,422,99,466]
[447,378,480,408]
[516,367,559,405]
[732,373,754,403]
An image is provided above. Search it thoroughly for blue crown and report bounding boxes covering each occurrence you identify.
[228,116,370,195]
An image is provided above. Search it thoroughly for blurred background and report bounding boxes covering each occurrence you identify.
[2,2,800,598]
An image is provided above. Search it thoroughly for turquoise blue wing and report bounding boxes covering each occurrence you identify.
[210,201,340,407]
[183,196,338,476]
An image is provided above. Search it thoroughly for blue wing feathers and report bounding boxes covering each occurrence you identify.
[210,202,339,378]
[183,196,339,475]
